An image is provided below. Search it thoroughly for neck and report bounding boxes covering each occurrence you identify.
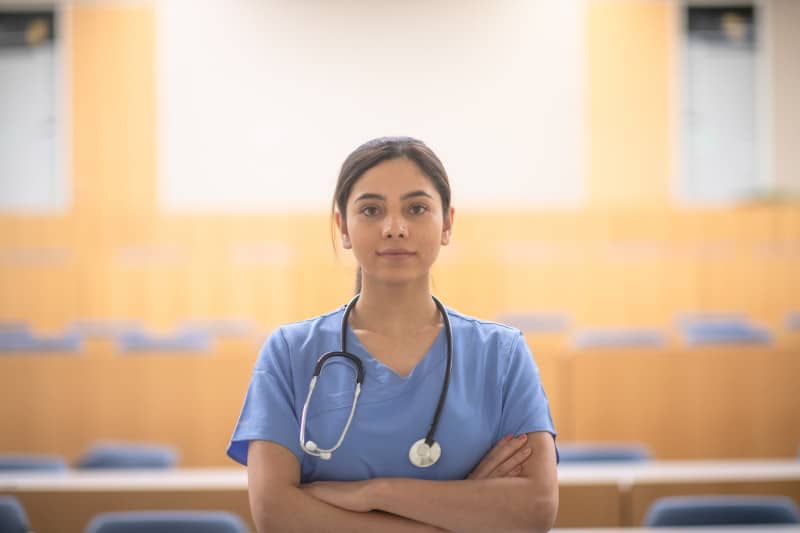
[351,275,440,336]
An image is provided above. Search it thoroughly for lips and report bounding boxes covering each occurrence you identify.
[377,249,416,256]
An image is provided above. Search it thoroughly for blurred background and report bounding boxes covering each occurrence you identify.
[0,0,798,472]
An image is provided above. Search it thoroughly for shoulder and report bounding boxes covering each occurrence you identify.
[446,306,524,351]
[277,306,345,342]
[255,307,345,369]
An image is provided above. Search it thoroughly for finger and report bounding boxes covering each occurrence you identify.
[469,434,527,479]
[492,439,532,477]
[483,434,529,478]
[468,434,514,479]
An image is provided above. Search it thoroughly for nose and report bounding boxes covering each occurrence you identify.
[381,215,407,239]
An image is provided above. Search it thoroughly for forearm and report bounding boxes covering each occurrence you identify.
[252,483,443,533]
[369,477,557,533]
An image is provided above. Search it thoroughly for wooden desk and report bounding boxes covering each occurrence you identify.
[558,460,800,526]
[625,460,800,527]
[0,469,252,533]
[2,461,799,532]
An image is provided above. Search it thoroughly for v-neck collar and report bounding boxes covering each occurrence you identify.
[343,312,447,392]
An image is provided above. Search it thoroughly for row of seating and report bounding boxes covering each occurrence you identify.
[2,493,798,531]
[2,312,798,352]
[0,498,248,533]
[502,312,792,347]
[0,319,255,352]
[0,443,177,471]
[6,441,798,472]
[0,442,650,471]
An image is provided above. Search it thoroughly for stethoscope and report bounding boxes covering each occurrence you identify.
[299,294,453,468]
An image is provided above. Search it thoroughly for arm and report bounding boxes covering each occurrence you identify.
[247,440,443,533]
[306,431,558,533]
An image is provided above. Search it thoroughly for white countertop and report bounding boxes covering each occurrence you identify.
[1,460,798,492]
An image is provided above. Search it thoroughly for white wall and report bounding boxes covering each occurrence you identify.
[770,0,800,194]
[157,0,585,211]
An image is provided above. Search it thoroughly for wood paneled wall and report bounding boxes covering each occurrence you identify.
[0,2,798,465]
[1,343,797,466]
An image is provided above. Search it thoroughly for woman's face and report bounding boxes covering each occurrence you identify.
[337,157,453,288]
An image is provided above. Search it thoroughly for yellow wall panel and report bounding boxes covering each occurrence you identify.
[70,5,156,217]
[587,0,673,208]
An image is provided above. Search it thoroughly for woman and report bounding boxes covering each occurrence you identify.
[228,137,558,532]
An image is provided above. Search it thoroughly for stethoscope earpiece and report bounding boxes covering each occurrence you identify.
[299,294,453,468]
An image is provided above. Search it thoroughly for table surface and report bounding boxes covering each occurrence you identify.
[1,459,798,492]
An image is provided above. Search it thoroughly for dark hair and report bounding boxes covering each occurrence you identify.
[330,136,452,293]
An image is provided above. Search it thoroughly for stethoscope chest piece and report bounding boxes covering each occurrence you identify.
[409,438,441,468]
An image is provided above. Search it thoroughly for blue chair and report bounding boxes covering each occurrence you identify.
[117,327,211,352]
[0,496,30,533]
[85,511,247,533]
[644,495,800,526]
[677,314,772,346]
[0,453,68,471]
[75,443,178,469]
[557,442,651,463]
[787,312,800,331]
[572,328,666,349]
[0,326,81,352]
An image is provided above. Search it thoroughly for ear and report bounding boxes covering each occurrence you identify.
[441,206,455,246]
[335,210,352,250]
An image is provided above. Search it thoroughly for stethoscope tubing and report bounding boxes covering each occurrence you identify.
[300,293,452,465]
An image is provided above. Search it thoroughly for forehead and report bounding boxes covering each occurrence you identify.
[349,158,440,201]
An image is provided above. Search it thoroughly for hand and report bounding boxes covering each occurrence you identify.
[467,434,531,480]
[303,479,375,512]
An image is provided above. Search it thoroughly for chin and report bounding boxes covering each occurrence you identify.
[366,270,427,287]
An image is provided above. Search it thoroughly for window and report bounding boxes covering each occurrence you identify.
[0,9,67,212]
[679,4,766,204]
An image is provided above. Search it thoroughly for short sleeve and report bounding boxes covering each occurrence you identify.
[226,328,304,466]
[498,332,558,457]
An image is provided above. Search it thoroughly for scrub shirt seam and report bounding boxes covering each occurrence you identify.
[276,325,309,473]
[495,331,522,442]
[276,326,296,395]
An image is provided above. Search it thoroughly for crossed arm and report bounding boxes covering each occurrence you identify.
[247,431,558,532]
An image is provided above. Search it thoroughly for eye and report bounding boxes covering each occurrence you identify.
[408,204,429,215]
[360,205,380,217]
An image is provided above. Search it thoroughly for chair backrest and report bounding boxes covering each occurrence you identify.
[787,312,800,331]
[677,314,772,346]
[644,495,800,526]
[557,442,651,463]
[75,443,178,469]
[85,511,248,533]
[117,327,211,352]
[571,328,666,349]
[0,496,31,533]
[0,453,68,471]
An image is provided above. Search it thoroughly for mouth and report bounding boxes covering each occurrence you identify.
[377,249,416,257]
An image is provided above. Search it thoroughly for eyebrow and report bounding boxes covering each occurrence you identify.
[353,190,434,202]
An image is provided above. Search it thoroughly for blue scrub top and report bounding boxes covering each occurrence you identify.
[227,304,557,483]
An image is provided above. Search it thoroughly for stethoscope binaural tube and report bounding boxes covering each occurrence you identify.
[299,350,364,460]
[299,293,453,468]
